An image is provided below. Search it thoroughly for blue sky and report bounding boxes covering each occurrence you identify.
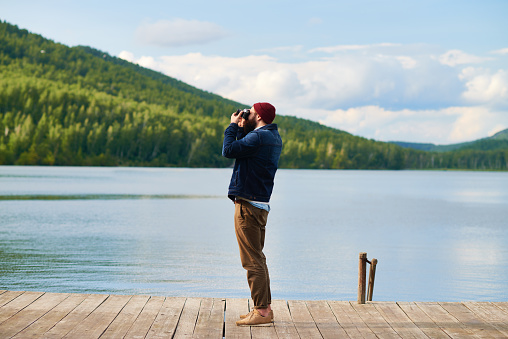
[2,0,508,143]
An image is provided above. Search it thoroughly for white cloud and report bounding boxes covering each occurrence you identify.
[491,48,508,55]
[316,105,508,144]
[460,68,508,107]
[148,51,445,111]
[118,51,135,62]
[123,46,463,111]
[316,106,444,142]
[135,19,229,47]
[309,43,400,54]
[447,106,501,142]
[119,44,508,144]
[437,49,492,67]
[488,125,507,137]
[395,56,417,69]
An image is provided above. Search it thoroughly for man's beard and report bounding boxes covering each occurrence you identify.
[243,120,256,134]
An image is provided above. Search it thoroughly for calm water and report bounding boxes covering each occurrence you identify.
[0,166,507,302]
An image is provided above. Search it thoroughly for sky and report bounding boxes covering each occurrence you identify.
[2,0,508,144]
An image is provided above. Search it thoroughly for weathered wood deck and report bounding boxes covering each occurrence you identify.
[1,290,507,338]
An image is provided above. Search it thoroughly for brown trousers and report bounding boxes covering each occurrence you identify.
[234,200,271,309]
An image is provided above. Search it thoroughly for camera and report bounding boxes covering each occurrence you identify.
[235,109,251,120]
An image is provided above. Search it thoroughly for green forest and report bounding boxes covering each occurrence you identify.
[1,21,507,170]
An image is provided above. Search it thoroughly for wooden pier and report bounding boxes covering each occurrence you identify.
[1,290,507,338]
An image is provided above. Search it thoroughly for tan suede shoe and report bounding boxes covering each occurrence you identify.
[236,309,273,326]
[240,310,253,319]
[240,310,274,320]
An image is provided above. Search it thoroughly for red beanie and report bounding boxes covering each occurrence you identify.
[253,102,276,124]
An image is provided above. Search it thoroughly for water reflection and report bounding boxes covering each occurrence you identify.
[0,194,220,200]
[0,166,507,302]
[451,190,506,204]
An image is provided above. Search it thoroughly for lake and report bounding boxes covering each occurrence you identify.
[0,166,507,302]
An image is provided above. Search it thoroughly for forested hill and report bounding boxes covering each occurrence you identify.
[390,128,508,153]
[1,21,507,170]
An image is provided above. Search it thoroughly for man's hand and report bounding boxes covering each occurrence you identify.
[231,111,242,125]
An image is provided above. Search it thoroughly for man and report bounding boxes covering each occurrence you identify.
[222,102,283,326]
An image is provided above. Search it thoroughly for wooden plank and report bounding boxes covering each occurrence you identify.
[43,293,108,338]
[173,298,201,338]
[464,302,508,337]
[0,291,44,324]
[123,296,165,339]
[192,298,225,339]
[373,302,428,339]
[328,300,375,339]
[494,302,508,314]
[224,298,251,339]
[351,302,401,338]
[100,294,150,338]
[62,294,131,338]
[251,323,278,339]
[0,291,25,309]
[306,300,349,339]
[248,300,277,339]
[397,302,449,339]
[415,302,476,338]
[12,293,89,338]
[238,299,277,339]
[2,290,508,338]
[288,300,322,339]
[272,299,300,339]
[251,316,278,339]
[0,292,69,338]
[146,296,186,338]
[439,302,506,338]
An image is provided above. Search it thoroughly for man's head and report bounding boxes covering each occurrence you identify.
[241,102,276,134]
[253,102,276,124]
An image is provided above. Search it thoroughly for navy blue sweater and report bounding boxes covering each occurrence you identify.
[222,123,282,202]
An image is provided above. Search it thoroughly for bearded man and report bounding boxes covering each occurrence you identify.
[222,102,283,326]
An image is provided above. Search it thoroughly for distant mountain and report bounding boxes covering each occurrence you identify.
[390,128,508,152]
[1,20,507,170]
[387,142,437,152]
[490,128,508,140]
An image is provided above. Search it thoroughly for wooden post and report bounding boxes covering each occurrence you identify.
[367,258,377,302]
[358,252,367,304]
